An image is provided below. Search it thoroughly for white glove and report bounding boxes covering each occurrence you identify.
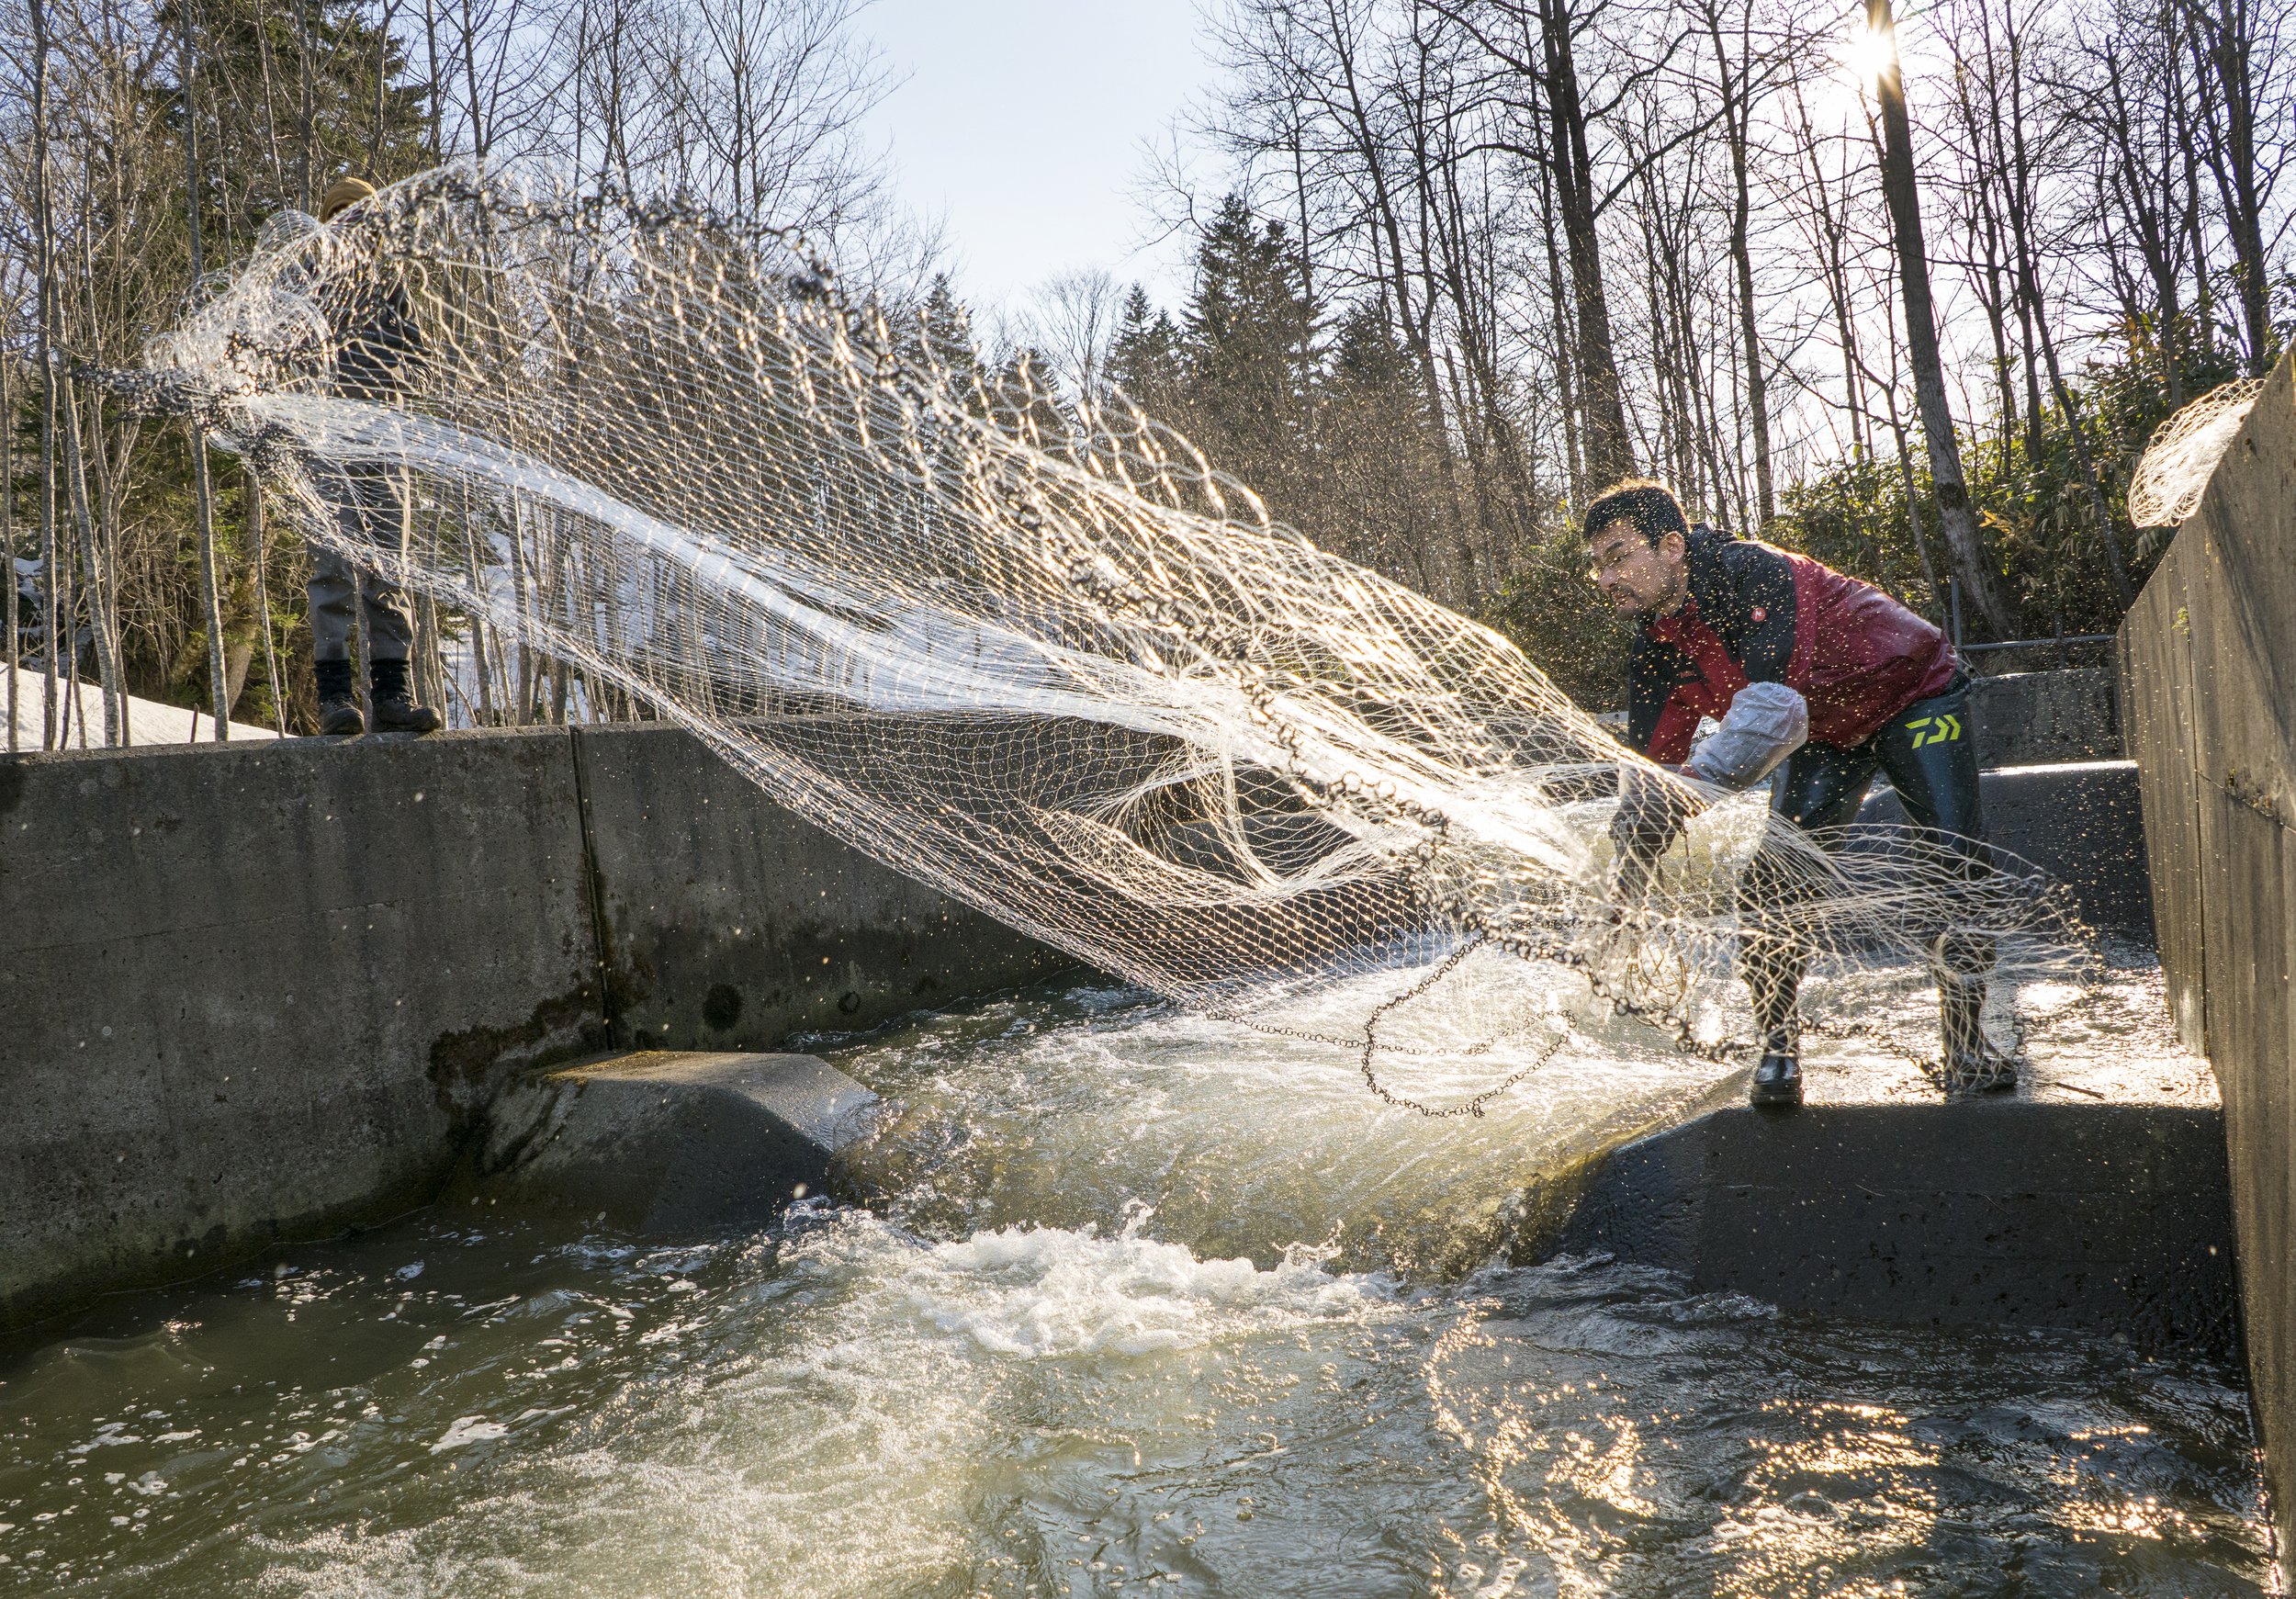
[1683,681,1807,790]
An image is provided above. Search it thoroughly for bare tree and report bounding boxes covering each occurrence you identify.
[1689,0,1784,524]
[1863,0,2013,635]
[1019,267,1125,402]
[182,0,228,736]
[2178,0,2291,376]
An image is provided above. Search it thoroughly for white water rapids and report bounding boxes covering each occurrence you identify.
[0,973,2264,1597]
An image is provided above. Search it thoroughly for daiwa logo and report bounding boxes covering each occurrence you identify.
[1906,714,1964,748]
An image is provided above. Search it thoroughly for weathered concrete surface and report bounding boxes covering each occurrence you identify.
[1530,776,2218,1352]
[574,725,1071,1053]
[0,730,604,1329]
[1967,668,2122,767]
[2118,347,2296,1560]
[1858,760,2152,940]
[0,725,1066,1330]
[2122,551,2210,1049]
[1547,1102,2236,1355]
[466,1051,878,1233]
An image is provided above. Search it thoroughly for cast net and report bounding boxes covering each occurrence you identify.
[129,169,2091,1109]
[2127,377,2266,531]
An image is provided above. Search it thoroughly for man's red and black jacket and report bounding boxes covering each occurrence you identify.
[1625,526,1958,763]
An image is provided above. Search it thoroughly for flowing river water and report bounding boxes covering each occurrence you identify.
[0,978,2269,1595]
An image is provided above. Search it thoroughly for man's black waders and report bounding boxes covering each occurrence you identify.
[1739,674,1994,1041]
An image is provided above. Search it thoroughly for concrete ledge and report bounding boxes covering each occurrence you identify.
[0,729,602,1328]
[466,1051,878,1233]
[0,726,1067,1329]
[1544,1101,2237,1355]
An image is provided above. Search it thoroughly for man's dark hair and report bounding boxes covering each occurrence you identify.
[1580,479,1690,546]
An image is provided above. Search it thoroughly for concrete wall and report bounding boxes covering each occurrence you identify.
[1548,1102,2236,1354]
[1860,761,2152,941]
[0,726,1066,1329]
[1966,669,2122,767]
[0,693,2161,1334]
[574,726,1049,1053]
[2118,348,2296,1556]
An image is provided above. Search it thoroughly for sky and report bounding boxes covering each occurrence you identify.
[856,0,1225,321]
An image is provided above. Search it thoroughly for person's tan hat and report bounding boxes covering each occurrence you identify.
[319,175,377,222]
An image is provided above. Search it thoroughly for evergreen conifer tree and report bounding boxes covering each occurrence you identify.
[990,348,1072,452]
[1318,301,1458,594]
[1166,195,1322,525]
[164,0,432,234]
[913,274,987,405]
[1107,285,1182,413]
[1181,196,1318,472]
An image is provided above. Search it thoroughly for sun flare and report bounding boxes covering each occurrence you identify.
[1841,21,1899,85]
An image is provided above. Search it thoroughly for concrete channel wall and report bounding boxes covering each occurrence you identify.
[1965,667,2122,767]
[0,726,1068,1330]
[2118,348,2296,1558]
[1861,759,2149,940]
[0,664,2134,1334]
[1550,1101,2236,1354]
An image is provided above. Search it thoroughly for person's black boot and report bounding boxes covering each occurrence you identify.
[1748,1028,1803,1109]
[314,659,365,736]
[1740,931,1805,1109]
[370,659,442,734]
[1938,970,2016,1093]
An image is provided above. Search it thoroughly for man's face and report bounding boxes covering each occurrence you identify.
[1589,522,1688,619]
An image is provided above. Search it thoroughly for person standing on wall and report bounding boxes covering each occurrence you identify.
[1587,478,2012,1109]
[308,175,440,736]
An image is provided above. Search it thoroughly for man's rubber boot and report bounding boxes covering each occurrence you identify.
[370,659,442,734]
[1739,930,1805,1109]
[1939,971,2016,1093]
[1749,1029,1803,1109]
[315,659,365,736]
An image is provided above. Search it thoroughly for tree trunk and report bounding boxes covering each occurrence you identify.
[2097,45,2185,404]
[2185,0,2274,374]
[1727,174,1772,526]
[1343,63,1472,593]
[2002,62,2135,608]
[1883,394,1945,618]
[60,375,120,745]
[1958,52,2018,463]
[1990,24,2050,467]
[1532,136,1584,502]
[186,439,230,738]
[4,357,17,753]
[298,0,315,211]
[1538,0,1632,485]
[245,466,288,735]
[184,0,231,738]
[77,358,131,743]
[3,354,16,749]
[1790,81,1867,458]
[1704,4,1772,525]
[29,0,60,749]
[1867,0,2014,637]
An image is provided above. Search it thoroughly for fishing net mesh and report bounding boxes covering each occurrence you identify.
[127,169,2092,1109]
[2127,377,2266,531]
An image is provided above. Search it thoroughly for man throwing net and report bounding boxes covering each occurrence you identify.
[1588,479,2015,1109]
